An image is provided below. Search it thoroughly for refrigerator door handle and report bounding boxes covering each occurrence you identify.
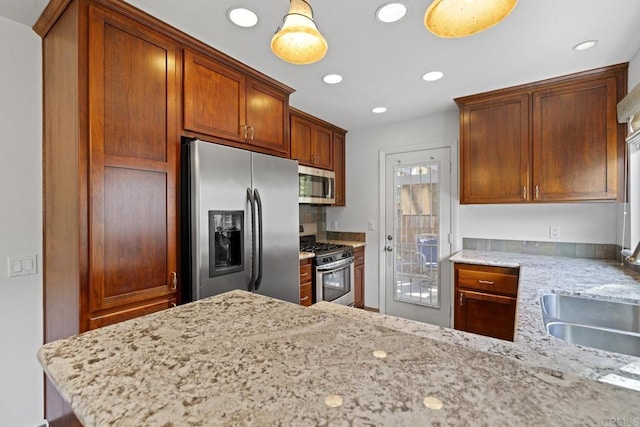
[254,188,264,290]
[247,188,256,291]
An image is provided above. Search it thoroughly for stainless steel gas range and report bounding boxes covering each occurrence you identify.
[300,236,355,306]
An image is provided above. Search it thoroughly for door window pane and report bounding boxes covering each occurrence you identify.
[393,161,440,307]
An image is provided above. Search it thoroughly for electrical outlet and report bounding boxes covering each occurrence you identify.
[331,220,338,230]
[549,226,560,240]
[368,219,375,231]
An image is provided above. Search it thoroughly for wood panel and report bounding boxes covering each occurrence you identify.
[103,23,167,161]
[460,94,529,204]
[532,77,618,201]
[354,247,365,309]
[333,132,346,206]
[246,79,289,155]
[89,298,176,329]
[88,5,178,317]
[314,125,333,170]
[183,49,246,142]
[455,290,517,341]
[291,114,313,165]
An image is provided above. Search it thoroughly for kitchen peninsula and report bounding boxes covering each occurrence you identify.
[40,290,639,426]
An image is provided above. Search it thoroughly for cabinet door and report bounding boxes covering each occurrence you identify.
[532,77,619,201]
[183,49,246,142]
[313,125,334,170]
[333,132,346,206]
[455,290,516,341]
[291,114,314,166]
[460,94,530,204]
[88,6,178,316]
[246,79,289,156]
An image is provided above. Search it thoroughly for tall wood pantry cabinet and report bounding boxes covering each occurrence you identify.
[455,63,627,204]
[38,0,179,423]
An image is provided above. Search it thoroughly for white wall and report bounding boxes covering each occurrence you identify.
[628,48,640,252]
[0,16,44,426]
[327,112,459,309]
[334,74,633,308]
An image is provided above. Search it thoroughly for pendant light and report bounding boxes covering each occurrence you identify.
[424,0,518,38]
[271,0,328,65]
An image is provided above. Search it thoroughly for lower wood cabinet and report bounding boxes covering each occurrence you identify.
[454,263,519,341]
[354,246,365,309]
[300,258,313,306]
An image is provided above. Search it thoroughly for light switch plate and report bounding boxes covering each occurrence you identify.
[7,255,38,277]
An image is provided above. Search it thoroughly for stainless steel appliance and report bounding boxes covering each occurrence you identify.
[300,236,354,305]
[298,165,335,204]
[181,138,300,303]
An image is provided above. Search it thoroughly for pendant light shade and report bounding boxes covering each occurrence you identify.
[424,0,518,38]
[271,0,328,65]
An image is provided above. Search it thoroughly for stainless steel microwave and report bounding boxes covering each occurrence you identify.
[298,165,335,204]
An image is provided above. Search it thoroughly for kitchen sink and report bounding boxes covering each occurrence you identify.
[545,322,640,357]
[540,293,640,357]
[541,293,640,333]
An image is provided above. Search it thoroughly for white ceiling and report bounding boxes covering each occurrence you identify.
[4,0,640,131]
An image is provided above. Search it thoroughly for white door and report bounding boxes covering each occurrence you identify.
[383,147,452,326]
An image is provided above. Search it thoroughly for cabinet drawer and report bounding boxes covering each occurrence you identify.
[300,261,312,282]
[89,298,176,330]
[300,283,312,306]
[455,264,519,296]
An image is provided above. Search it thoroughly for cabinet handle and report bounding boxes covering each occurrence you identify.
[459,293,464,306]
[523,186,527,200]
[300,296,310,301]
[300,272,310,277]
[171,302,177,308]
[241,124,248,140]
[170,272,177,290]
[478,280,494,285]
[535,185,540,200]
[249,126,255,141]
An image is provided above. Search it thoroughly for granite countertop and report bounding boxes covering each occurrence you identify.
[299,252,315,260]
[39,290,639,426]
[315,250,640,392]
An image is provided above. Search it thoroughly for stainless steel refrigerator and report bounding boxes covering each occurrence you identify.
[181,138,300,303]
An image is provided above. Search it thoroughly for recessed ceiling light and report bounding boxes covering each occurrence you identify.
[372,107,388,114]
[573,40,598,51]
[376,3,408,23]
[227,7,259,28]
[322,74,343,84]
[422,71,444,81]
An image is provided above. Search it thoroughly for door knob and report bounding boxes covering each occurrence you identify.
[384,246,393,252]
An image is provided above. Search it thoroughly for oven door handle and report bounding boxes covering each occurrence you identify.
[316,257,354,272]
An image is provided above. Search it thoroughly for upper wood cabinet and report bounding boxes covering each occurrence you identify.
[184,49,291,157]
[290,109,334,170]
[456,64,627,204]
[333,131,346,206]
[459,93,530,204]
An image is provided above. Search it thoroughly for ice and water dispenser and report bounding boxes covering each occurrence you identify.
[208,211,244,277]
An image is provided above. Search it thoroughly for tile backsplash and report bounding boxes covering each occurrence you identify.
[299,205,326,235]
[463,238,621,261]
